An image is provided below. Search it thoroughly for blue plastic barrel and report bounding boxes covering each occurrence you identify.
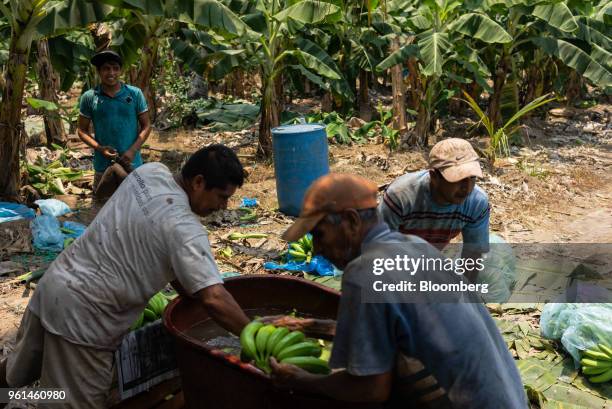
[272,124,329,216]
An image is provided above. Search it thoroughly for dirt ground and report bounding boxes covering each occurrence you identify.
[1,103,610,406]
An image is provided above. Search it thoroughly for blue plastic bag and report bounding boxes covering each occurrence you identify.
[264,255,336,276]
[62,221,86,238]
[241,197,258,208]
[35,199,72,217]
[30,216,87,252]
[31,215,64,252]
[0,202,35,224]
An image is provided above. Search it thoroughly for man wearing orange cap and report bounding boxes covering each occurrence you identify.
[378,138,489,283]
[269,173,527,408]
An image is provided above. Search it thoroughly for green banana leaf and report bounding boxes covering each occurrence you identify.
[96,0,165,16]
[450,12,513,44]
[573,17,612,52]
[376,43,419,71]
[591,44,612,72]
[171,0,252,39]
[304,273,342,291]
[533,3,579,33]
[277,50,341,80]
[531,37,612,88]
[169,38,208,74]
[206,49,247,80]
[289,65,329,90]
[417,30,451,77]
[295,37,353,99]
[272,0,341,25]
[26,97,59,111]
[48,35,93,92]
[37,0,114,37]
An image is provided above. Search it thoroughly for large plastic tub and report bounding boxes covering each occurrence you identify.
[163,274,380,409]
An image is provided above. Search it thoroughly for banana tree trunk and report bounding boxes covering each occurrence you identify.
[36,39,66,147]
[488,54,510,128]
[565,71,584,106]
[275,72,284,116]
[321,91,333,112]
[232,70,245,99]
[406,57,421,110]
[390,39,406,132]
[132,37,159,122]
[258,74,280,158]
[304,78,311,95]
[448,85,464,116]
[358,69,372,121]
[413,101,430,146]
[0,41,30,200]
[412,77,436,147]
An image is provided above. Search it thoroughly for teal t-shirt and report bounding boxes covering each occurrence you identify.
[79,83,148,172]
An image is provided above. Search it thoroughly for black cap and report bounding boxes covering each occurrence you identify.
[91,50,123,68]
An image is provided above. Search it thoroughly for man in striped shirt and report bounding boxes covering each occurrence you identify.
[378,138,490,282]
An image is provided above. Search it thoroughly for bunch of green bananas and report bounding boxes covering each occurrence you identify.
[240,320,330,375]
[130,292,171,331]
[287,234,314,263]
[581,343,612,383]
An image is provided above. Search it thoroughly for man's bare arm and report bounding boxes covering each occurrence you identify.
[196,284,250,336]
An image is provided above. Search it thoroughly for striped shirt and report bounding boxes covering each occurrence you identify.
[378,170,490,253]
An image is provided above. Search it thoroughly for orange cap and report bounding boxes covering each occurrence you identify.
[282,173,379,242]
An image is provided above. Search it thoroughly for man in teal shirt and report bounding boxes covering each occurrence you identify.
[77,50,151,197]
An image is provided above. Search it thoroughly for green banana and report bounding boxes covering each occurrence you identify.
[581,358,612,369]
[255,325,276,359]
[598,344,612,359]
[290,243,306,253]
[147,293,168,316]
[289,250,307,259]
[584,348,612,362]
[588,367,612,383]
[240,321,263,360]
[276,341,322,361]
[228,232,268,240]
[266,327,290,357]
[143,308,157,322]
[272,331,305,357]
[300,235,313,253]
[280,356,331,374]
[583,365,611,375]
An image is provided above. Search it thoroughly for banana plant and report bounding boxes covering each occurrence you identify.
[0,0,111,199]
[476,0,612,126]
[110,10,176,121]
[164,0,343,157]
[303,0,391,116]
[377,0,512,146]
[242,0,344,156]
[461,90,556,162]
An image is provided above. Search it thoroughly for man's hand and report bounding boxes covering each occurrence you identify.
[260,315,336,337]
[120,149,135,165]
[269,357,313,390]
[197,284,250,336]
[116,156,133,173]
[98,145,118,160]
[260,315,314,331]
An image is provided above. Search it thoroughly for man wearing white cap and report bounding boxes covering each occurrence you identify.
[378,138,489,283]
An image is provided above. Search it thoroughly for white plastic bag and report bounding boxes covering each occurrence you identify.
[35,198,71,217]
